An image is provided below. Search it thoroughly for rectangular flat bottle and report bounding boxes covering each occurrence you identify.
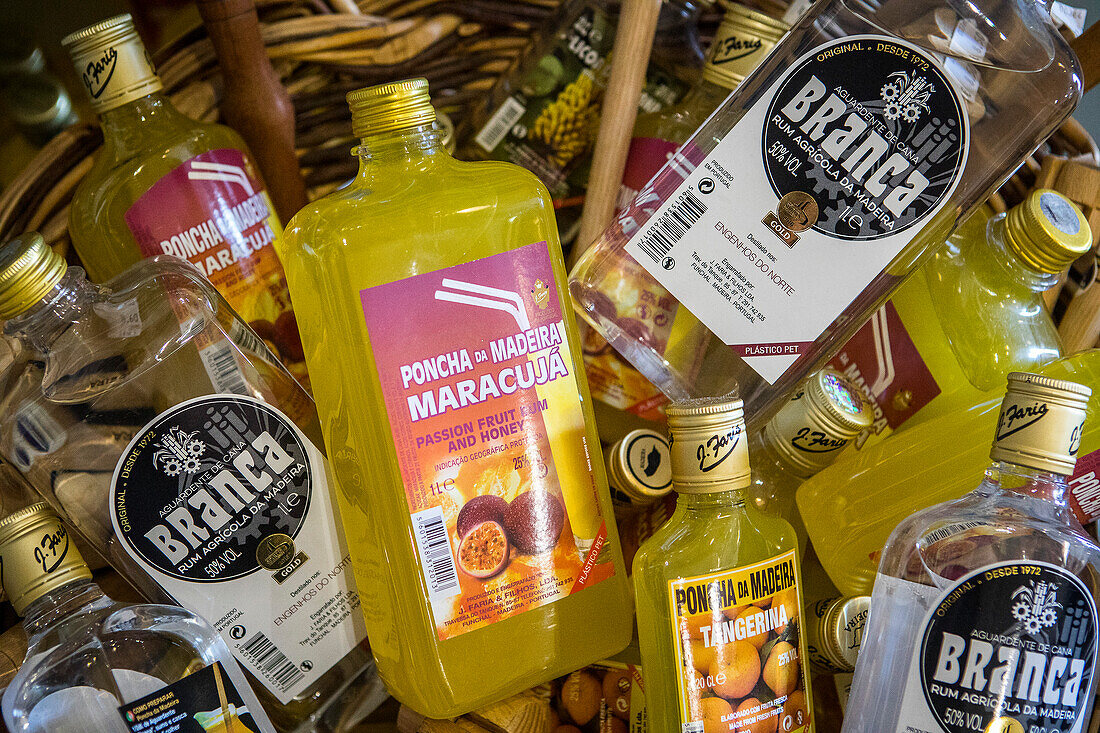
[276,79,633,718]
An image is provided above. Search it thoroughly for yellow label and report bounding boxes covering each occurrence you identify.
[667,550,812,733]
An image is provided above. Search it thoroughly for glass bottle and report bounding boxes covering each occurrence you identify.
[276,78,632,719]
[0,233,380,731]
[461,0,702,241]
[63,15,309,389]
[843,372,1100,732]
[830,189,1091,452]
[747,367,872,550]
[797,349,1100,597]
[570,0,1083,428]
[0,502,276,733]
[585,3,789,443]
[633,397,814,733]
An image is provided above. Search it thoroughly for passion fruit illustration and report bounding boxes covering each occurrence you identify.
[274,310,305,362]
[456,494,508,539]
[456,520,509,579]
[505,489,565,554]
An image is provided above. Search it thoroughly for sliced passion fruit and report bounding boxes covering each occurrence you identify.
[457,520,509,579]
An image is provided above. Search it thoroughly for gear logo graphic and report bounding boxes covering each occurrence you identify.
[879,70,933,123]
[1011,580,1062,635]
[151,426,207,477]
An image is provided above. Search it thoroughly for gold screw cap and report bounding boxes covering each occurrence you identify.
[0,233,67,320]
[666,396,750,493]
[605,429,673,504]
[990,372,1091,475]
[62,14,162,113]
[702,2,789,89]
[347,78,437,139]
[764,368,874,477]
[1004,189,1092,274]
[0,503,91,616]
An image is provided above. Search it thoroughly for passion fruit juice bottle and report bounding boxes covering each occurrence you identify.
[633,397,814,733]
[63,15,309,388]
[277,79,632,718]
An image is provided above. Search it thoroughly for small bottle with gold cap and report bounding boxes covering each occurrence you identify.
[0,233,380,731]
[632,396,814,733]
[277,78,632,718]
[0,503,275,732]
[62,14,310,388]
[844,372,1100,733]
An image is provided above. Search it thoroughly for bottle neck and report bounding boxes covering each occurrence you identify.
[21,578,109,640]
[98,91,186,156]
[674,487,747,511]
[983,215,1062,292]
[354,123,448,175]
[982,460,1069,506]
[4,268,98,352]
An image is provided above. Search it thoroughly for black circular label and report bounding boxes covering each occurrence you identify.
[111,396,313,583]
[762,36,966,240]
[919,562,1097,733]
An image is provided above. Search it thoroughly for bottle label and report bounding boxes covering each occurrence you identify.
[124,149,307,386]
[1067,448,1100,524]
[359,240,616,640]
[622,35,969,385]
[895,561,1097,733]
[118,662,275,733]
[667,549,811,733]
[109,395,364,704]
[828,301,941,447]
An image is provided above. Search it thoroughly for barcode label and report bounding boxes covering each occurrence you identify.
[239,631,305,692]
[475,96,526,152]
[412,506,461,600]
[228,319,281,365]
[682,722,705,733]
[920,521,984,546]
[634,190,708,264]
[200,341,250,395]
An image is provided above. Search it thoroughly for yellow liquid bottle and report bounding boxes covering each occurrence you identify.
[63,15,309,388]
[277,79,632,718]
[830,189,1091,450]
[585,4,789,444]
[632,397,814,733]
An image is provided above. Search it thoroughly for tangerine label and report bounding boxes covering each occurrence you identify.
[667,550,812,733]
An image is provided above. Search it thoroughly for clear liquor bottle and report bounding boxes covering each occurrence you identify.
[0,234,382,731]
[843,372,1100,733]
[570,0,1083,426]
[0,502,276,733]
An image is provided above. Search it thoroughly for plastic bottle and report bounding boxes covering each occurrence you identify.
[277,79,632,718]
[569,0,1083,427]
[843,372,1100,732]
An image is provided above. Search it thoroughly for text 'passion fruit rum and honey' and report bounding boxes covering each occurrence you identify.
[825,188,1092,452]
[583,3,789,441]
[62,15,310,389]
[633,398,813,733]
[842,373,1100,733]
[569,0,1083,427]
[276,79,632,718]
[0,235,380,731]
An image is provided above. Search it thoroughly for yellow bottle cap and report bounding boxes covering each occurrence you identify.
[1003,189,1092,274]
[702,2,789,90]
[990,372,1091,475]
[0,233,67,320]
[0,503,92,616]
[62,14,162,114]
[666,396,750,493]
[347,78,437,139]
[763,368,874,477]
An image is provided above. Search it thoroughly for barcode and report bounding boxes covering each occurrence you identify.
[475,96,526,152]
[200,341,250,395]
[921,521,983,545]
[682,722,705,733]
[412,506,461,599]
[229,319,280,365]
[239,631,305,691]
[635,190,708,264]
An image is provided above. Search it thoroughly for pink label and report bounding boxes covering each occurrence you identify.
[829,302,941,445]
[1068,449,1100,525]
[360,241,614,639]
[124,149,307,384]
